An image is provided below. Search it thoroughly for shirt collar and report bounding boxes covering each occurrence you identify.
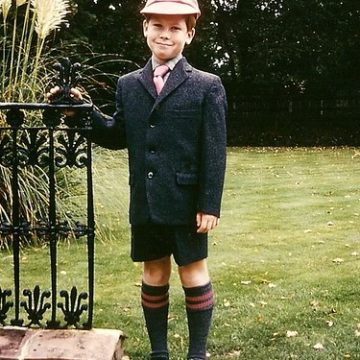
[152,54,183,71]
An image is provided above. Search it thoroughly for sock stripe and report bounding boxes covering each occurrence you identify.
[142,293,169,309]
[141,282,169,310]
[184,283,214,312]
[142,298,169,309]
[142,292,169,302]
[186,291,214,311]
[185,291,213,304]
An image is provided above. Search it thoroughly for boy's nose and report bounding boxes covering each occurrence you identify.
[160,30,170,39]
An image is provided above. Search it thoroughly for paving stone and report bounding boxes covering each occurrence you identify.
[0,327,125,360]
[0,328,29,359]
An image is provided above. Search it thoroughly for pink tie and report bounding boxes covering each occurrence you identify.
[153,65,170,94]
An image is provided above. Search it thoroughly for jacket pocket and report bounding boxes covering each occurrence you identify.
[176,172,199,185]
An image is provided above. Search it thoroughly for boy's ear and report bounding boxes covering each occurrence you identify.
[143,19,149,37]
[186,28,196,45]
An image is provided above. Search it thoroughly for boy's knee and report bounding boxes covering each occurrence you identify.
[178,259,210,288]
[143,257,171,286]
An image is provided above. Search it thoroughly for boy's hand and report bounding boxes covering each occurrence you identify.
[46,86,83,103]
[46,86,83,117]
[196,212,220,233]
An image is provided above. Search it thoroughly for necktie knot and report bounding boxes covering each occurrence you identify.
[153,65,170,94]
[154,64,169,78]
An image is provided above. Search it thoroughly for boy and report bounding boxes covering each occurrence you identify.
[51,1,227,358]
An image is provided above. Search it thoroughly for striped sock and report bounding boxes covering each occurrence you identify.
[184,282,214,360]
[141,282,170,360]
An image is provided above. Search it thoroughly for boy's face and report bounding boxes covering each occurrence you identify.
[143,14,195,63]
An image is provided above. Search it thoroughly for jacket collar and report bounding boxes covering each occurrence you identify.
[138,57,193,103]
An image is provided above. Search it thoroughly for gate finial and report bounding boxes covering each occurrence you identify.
[50,58,83,105]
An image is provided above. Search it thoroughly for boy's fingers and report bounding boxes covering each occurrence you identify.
[46,87,83,102]
[196,213,201,227]
[46,86,61,101]
[70,88,83,100]
[196,214,219,233]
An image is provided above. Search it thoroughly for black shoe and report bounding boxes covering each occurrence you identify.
[150,351,169,360]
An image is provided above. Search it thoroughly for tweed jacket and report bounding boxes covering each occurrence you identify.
[90,57,227,225]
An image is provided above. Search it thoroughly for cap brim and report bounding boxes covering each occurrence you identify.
[140,3,201,19]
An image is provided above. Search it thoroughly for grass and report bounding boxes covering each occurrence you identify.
[1,147,360,359]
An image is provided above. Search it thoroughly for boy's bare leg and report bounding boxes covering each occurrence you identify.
[178,259,210,287]
[141,257,172,360]
[143,256,172,286]
[179,259,214,360]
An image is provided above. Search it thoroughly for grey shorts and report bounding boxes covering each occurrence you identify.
[130,223,208,266]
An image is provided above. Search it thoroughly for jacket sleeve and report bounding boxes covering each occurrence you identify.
[87,77,127,150]
[198,76,227,217]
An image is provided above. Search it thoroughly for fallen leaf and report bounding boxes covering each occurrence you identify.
[224,299,231,307]
[351,252,359,256]
[332,258,344,264]
[268,283,277,288]
[326,320,334,327]
[241,280,252,285]
[313,342,324,350]
[355,330,360,337]
[327,221,335,226]
[286,330,298,338]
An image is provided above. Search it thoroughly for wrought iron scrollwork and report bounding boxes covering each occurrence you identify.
[21,286,51,327]
[19,130,49,167]
[58,286,88,328]
[6,108,25,128]
[0,288,13,325]
[56,131,88,168]
[34,220,88,241]
[0,220,12,236]
[51,58,83,105]
[0,58,95,330]
[0,133,13,167]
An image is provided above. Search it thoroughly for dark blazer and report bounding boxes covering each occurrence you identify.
[90,57,227,225]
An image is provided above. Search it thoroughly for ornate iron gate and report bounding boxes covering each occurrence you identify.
[0,60,95,329]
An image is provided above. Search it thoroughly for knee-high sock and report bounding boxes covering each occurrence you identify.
[141,282,170,359]
[184,282,214,360]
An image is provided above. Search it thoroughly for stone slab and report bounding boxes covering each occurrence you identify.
[0,327,125,360]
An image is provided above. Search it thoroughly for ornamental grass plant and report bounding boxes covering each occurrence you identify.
[0,0,70,247]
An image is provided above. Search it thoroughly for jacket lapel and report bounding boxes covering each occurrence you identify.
[138,59,157,99]
[137,57,193,107]
[155,58,192,106]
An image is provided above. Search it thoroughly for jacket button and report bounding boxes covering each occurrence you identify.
[147,172,154,179]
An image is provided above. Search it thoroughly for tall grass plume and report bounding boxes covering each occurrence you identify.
[0,0,71,248]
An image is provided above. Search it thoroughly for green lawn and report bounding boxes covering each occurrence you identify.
[1,147,360,359]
